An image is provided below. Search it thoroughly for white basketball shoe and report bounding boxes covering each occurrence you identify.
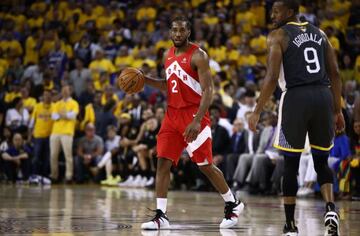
[220,200,244,228]
[324,210,340,236]
[141,209,170,230]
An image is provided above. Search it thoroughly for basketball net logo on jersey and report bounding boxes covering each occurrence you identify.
[164,43,202,109]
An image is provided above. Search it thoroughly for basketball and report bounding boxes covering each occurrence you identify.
[117,67,145,94]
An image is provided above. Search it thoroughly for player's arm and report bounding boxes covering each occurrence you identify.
[183,48,214,143]
[142,50,168,91]
[249,29,284,132]
[322,31,341,113]
[192,49,214,123]
[322,30,345,131]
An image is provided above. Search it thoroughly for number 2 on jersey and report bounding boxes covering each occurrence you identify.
[171,80,178,93]
[304,47,320,74]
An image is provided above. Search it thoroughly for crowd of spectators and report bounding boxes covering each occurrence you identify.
[0,0,359,199]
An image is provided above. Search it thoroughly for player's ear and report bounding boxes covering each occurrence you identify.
[286,8,294,18]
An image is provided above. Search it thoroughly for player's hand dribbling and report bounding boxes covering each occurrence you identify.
[183,120,201,143]
[334,111,345,133]
[248,112,260,132]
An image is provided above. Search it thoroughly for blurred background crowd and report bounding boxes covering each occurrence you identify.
[0,0,360,200]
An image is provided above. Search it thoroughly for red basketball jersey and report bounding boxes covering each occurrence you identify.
[164,43,202,109]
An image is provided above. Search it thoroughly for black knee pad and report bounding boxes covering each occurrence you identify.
[282,153,301,197]
[311,149,333,186]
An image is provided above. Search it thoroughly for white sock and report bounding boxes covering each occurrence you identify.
[221,189,236,203]
[157,198,167,213]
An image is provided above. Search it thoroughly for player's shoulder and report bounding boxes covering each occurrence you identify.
[162,48,172,65]
[192,46,209,62]
[318,28,328,40]
[268,28,287,42]
[163,48,171,58]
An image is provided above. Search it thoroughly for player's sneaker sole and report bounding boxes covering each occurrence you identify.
[324,211,340,236]
[282,232,298,236]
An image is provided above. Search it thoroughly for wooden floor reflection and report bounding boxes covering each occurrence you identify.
[0,185,359,235]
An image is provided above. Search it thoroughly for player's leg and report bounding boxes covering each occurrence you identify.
[199,163,233,193]
[308,86,339,236]
[311,148,335,203]
[190,138,244,229]
[198,164,244,228]
[155,158,173,206]
[141,122,185,230]
[282,151,301,235]
[274,89,309,235]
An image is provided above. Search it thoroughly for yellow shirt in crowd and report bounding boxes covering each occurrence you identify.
[101,94,119,106]
[155,40,173,51]
[24,36,39,65]
[229,35,242,46]
[332,0,351,28]
[9,14,27,32]
[93,5,105,17]
[27,17,44,28]
[4,92,21,104]
[0,58,9,79]
[45,8,65,22]
[32,102,53,138]
[136,7,156,21]
[209,46,226,63]
[250,35,267,65]
[238,54,257,67]
[78,13,95,27]
[235,11,257,33]
[63,7,82,23]
[79,103,95,131]
[250,3,266,27]
[227,49,240,63]
[354,56,360,84]
[0,39,23,58]
[44,80,55,90]
[23,97,37,114]
[115,55,134,68]
[51,98,79,136]
[320,19,343,33]
[131,58,156,69]
[329,36,340,52]
[89,58,116,90]
[191,0,206,7]
[30,2,47,13]
[203,15,219,26]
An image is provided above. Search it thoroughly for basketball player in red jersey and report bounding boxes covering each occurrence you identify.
[140,16,244,230]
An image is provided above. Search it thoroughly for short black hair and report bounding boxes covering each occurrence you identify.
[170,16,191,30]
[275,0,299,15]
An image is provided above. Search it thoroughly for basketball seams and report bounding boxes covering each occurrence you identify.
[120,68,141,78]
[134,73,144,92]
[117,68,144,93]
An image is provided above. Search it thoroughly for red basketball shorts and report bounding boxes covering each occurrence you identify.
[157,106,212,166]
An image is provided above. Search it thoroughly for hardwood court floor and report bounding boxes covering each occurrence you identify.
[0,185,359,236]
